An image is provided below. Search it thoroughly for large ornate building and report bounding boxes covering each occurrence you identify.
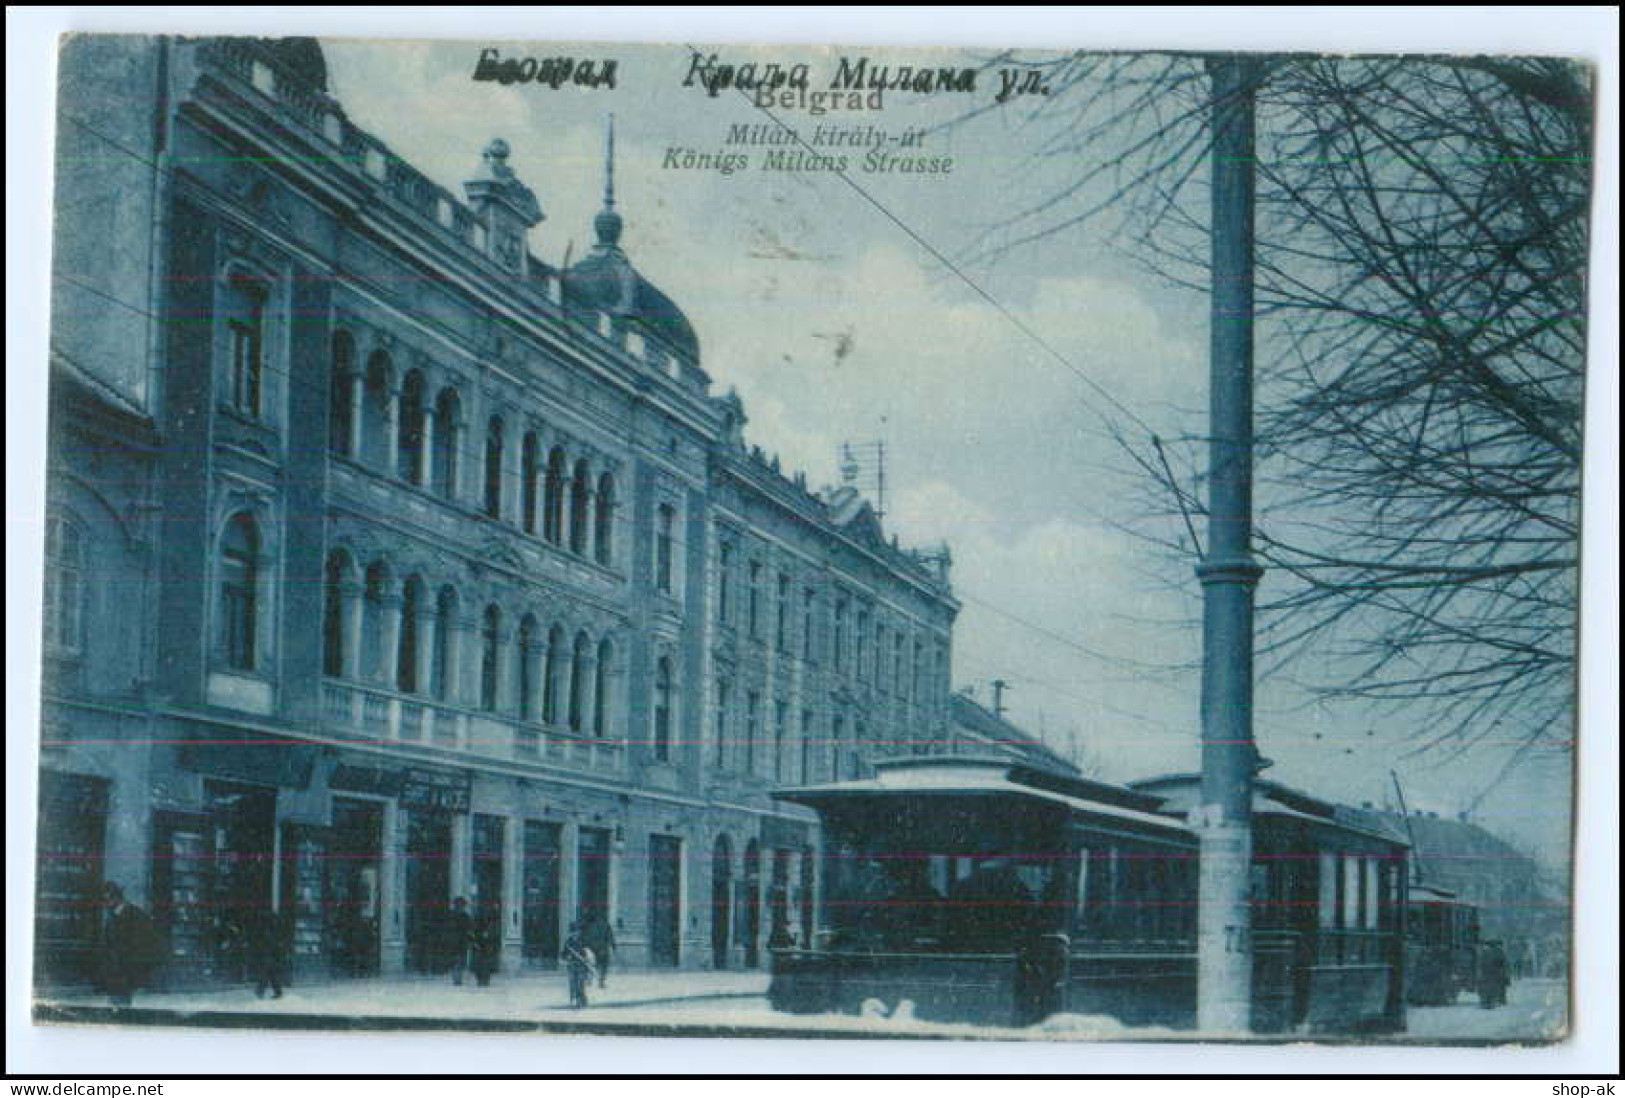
[36,35,958,988]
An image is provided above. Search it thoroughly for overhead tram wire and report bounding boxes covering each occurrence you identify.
[683,44,1166,446]
[55,107,1175,688]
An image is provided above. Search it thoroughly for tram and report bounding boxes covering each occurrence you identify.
[1403,882,1482,1006]
[769,757,1409,1033]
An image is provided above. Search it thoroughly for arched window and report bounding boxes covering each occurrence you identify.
[480,605,501,712]
[521,432,540,534]
[322,550,350,677]
[593,638,613,738]
[328,331,356,456]
[543,624,564,724]
[433,389,461,498]
[43,513,86,658]
[653,657,675,762]
[220,513,260,671]
[569,460,591,554]
[398,371,426,484]
[224,275,267,418]
[569,631,590,731]
[655,504,676,594]
[518,615,538,720]
[483,416,505,519]
[433,586,457,700]
[398,578,424,692]
[543,448,567,543]
[362,562,392,682]
[594,472,615,566]
[363,352,392,469]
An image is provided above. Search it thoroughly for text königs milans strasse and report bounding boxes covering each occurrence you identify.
[664,122,952,178]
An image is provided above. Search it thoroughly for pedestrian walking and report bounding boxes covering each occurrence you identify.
[562,921,596,1008]
[469,902,500,988]
[444,896,473,986]
[100,882,160,1007]
[243,901,288,999]
[583,913,616,989]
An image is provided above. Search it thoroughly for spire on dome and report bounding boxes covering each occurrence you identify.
[594,115,623,249]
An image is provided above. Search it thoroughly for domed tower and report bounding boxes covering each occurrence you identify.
[463,138,544,275]
[564,117,701,369]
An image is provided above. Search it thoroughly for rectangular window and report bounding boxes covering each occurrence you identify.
[225,278,266,418]
[714,679,731,770]
[855,610,869,681]
[655,504,675,594]
[44,516,84,656]
[748,561,762,639]
[744,692,760,776]
[799,709,814,784]
[774,701,788,783]
[775,573,790,651]
[802,589,816,662]
[717,542,733,625]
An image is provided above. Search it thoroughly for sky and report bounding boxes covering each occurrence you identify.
[318,38,1575,866]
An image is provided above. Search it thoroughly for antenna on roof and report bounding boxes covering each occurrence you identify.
[837,437,889,521]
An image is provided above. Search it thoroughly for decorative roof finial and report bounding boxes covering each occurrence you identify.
[594,115,624,248]
[605,114,616,209]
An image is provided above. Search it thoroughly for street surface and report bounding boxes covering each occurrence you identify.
[37,972,1567,1042]
[1402,978,1567,1043]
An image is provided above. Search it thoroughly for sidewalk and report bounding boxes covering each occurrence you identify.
[36,967,772,1030]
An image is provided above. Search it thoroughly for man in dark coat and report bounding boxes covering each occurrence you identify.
[469,902,500,987]
[101,882,160,1007]
[242,901,288,999]
[1478,940,1510,1008]
[583,914,616,989]
[444,896,473,986]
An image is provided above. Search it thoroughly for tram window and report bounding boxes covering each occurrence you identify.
[1342,855,1360,930]
[1073,846,1092,931]
[1319,852,1339,929]
[1363,859,1380,929]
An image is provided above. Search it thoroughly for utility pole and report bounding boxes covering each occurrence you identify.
[1195,54,1265,1036]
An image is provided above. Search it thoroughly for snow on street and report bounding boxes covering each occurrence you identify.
[1402,978,1567,1042]
[39,972,1568,1042]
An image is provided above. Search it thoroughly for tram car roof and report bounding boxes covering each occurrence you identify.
[1127,773,1412,850]
[1408,881,1463,904]
[773,756,1194,840]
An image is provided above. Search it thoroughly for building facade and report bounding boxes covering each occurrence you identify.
[36,35,957,990]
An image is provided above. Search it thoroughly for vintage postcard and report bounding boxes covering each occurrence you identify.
[25,28,1597,1050]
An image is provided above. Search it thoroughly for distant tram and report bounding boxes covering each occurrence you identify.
[769,758,1410,1033]
[1403,883,1482,1006]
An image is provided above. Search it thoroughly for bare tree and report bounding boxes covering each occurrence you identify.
[966,54,1592,766]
